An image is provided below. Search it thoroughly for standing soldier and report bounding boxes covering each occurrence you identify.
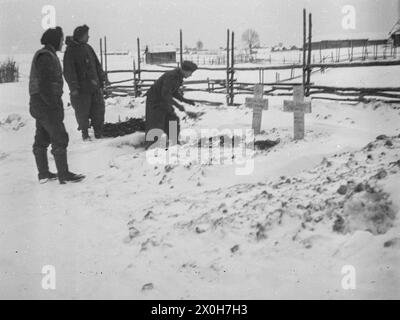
[63,25,106,141]
[145,61,198,149]
[29,27,85,184]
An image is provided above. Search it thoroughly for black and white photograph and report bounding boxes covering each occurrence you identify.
[0,0,399,303]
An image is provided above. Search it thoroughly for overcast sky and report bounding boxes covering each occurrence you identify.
[0,0,398,54]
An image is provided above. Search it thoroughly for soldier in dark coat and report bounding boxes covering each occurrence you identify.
[145,61,198,149]
[63,25,106,141]
[29,27,85,184]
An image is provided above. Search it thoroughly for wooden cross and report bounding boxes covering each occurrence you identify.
[283,85,312,140]
[245,84,268,135]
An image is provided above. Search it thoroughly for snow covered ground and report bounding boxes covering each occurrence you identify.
[0,54,399,299]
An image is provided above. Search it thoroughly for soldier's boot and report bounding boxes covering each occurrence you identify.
[53,150,85,185]
[39,172,58,184]
[82,129,91,141]
[94,127,103,139]
[58,171,86,184]
[33,148,57,183]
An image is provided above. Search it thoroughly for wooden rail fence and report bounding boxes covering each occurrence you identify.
[99,10,400,104]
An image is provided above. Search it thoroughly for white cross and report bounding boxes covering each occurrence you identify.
[245,84,268,135]
[283,85,312,140]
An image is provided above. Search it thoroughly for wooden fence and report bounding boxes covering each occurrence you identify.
[100,10,400,105]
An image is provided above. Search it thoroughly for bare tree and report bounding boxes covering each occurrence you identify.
[196,40,204,51]
[242,29,260,55]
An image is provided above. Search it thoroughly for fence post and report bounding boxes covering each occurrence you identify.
[137,37,141,81]
[99,38,103,69]
[302,8,307,92]
[319,43,322,62]
[306,12,312,96]
[230,31,235,105]
[136,37,141,95]
[180,29,183,65]
[133,59,137,97]
[104,36,108,76]
[226,29,230,105]
[351,41,354,61]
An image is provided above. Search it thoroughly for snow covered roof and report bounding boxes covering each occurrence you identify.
[389,20,400,36]
[147,44,177,53]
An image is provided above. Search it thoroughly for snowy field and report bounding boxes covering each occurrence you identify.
[0,54,399,299]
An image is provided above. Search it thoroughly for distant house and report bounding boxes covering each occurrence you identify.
[306,20,400,50]
[389,20,400,47]
[145,44,177,64]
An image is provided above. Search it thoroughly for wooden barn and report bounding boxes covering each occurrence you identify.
[145,44,177,64]
[389,20,400,47]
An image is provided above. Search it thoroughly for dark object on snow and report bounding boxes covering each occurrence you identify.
[374,169,388,180]
[254,139,280,150]
[337,185,348,195]
[385,140,393,147]
[333,215,345,233]
[102,118,146,138]
[389,159,400,167]
[384,238,400,248]
[141,283,154,291]
[354,183,365,193]
[376,135,389,141]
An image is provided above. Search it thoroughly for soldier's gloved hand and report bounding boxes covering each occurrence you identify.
[184,99,196,106]
[177,104,186,113]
